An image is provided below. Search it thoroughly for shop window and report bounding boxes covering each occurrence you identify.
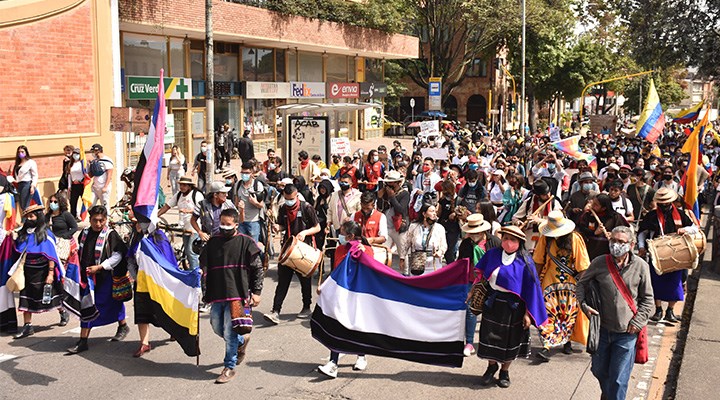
[123,33,167,76]
[365,58,383,82]
[244,99,275,140]
[190,50,204,81]
[214,53,239,81]
[466,59,488,77]
[299,51,323,82]
[243,47,274,82]
[275,50,286,82]
[169,38,185,77]
[326,54,348,82]
[287,50,298,81]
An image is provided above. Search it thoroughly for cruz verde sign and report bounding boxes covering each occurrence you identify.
[126,76,192,100]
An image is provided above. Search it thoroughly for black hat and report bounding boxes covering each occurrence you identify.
[90,143,103,152]
[532,179,550,195]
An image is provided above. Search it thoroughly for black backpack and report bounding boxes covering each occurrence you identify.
[88,158,111,177]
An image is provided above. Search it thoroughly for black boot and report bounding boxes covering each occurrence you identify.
[665,309,679,323]
[13,324,34,339]
[59,310,70,327]
[497,369,511,388]
[110,323,130,341]
[67,338,89,354]
[536,347,551,362]
[563,342,573,354]
[649,307,663,322]
[479,363,499,386]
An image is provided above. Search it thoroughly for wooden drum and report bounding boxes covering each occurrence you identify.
[371,245,393,267]
[647,234,699,275]
[278,236,323,277]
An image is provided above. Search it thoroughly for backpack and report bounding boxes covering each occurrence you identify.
[88,158,111,177]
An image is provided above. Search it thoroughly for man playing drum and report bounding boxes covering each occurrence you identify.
[637,188,698,323]
[264,184,321,325]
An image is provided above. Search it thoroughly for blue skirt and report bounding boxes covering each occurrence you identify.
[81,273,125,328]
[649,267,684,302]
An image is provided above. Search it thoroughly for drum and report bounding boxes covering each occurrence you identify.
[647,234,699,275]
[278,236,323,277]
[371,246,392,267]
[691,231,707,255]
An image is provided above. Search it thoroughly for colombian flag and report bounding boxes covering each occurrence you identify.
[78,137,93,220]
[681,109,709,219]
[636,79,665,143]
[673,101,704,125]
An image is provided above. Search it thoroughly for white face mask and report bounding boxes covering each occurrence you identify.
[73,154,80,161]
[201,146,208,153]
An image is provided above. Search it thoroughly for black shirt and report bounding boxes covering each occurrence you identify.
[46,211,78,239]
[194,152,207,177]
[276,201,319,246]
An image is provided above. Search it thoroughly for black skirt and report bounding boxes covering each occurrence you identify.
[477,290,531,363]
[18,254,63,313]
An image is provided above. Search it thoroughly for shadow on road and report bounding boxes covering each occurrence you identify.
[0,358,58,386]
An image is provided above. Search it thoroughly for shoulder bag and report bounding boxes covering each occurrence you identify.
[6,250,27,292]
[409,224,434,275]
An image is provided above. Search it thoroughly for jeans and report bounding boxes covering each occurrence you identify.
[272,264,312,313]
[465,284,478,344]
[182,232,200,270]
[591,328,638,400]
[169,169,183,196]
[210,301,246,370]
[17,181,31,210]
[70,183,84,218]
[444,230,461,264]
[239,221,261,242]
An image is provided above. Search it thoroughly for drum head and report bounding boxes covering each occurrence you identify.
[278,236,296,265]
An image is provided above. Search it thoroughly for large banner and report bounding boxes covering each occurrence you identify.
[288,116,329,174]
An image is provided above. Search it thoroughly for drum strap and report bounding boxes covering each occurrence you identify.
[546,241,577,278]
[657,205,683,236]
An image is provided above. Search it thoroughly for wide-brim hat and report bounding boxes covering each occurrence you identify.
[538,210,576,238]
[178,176,195,186]
[461,213,491,234]
[381,170,404,183]
[578,172,596,182]
[23,204,45,216]
[654,187,678,204]
[499,225,526,242]
[220,169,237,179]
[208,181,230,194]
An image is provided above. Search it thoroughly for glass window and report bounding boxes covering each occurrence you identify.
[169,38,185,77]
[242,48,257,81]
[244,99,275,140]
[214,53,238,81]
[256,49,274,82]
[466,59,488,77]
[275,49,286,82]
[299,51,322,82]
[190,50,204,81]
[123,33,167,76]
[287,50,298,81]
[365,58,383,82]
[326,54,348,82]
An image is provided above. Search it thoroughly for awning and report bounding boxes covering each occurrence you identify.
[276,102,381,114]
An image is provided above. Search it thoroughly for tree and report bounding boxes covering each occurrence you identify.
[620,69,687,115]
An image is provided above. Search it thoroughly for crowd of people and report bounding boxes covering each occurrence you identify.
[0,117,717,395]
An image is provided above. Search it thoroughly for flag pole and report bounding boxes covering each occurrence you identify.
[196,298,201,366]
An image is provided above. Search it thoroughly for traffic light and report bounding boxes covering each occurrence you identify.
[494,59,501,69]
[507,98,515,111]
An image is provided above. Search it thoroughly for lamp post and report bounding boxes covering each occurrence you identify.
[520,0,526,135]
[205,0,214,192]
[578,70,655,125]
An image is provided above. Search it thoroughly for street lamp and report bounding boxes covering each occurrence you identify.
[520,0,526,136]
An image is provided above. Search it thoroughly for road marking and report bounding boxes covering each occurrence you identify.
[0,354,17,363]
[63,327,82,334]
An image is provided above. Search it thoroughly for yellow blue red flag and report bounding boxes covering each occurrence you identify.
[672,101,704,124]
[681,109,709,218]
[636,79,665,143]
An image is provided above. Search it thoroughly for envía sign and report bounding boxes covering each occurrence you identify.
[327,82,360,99]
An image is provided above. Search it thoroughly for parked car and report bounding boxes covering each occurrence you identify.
[383,116,404,136]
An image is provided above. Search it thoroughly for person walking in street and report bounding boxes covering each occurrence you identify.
[68,147,85,220]
[12,205,66,339]
[200,208,263,384]
[377,170,410,274]
[362,149,384,192]
[67,205,130,353]
[511,180,563,252]
[88,144,114,208]
[158,176,205,271]
[533,211,590,361]
[438,179,461,263]
[576,226,654,400]
[402,203,447,275]
[576,194,630,261]
[237,129,255,165]
[12,145,38,211]
[234,161,266,243]
[192,141,209,193]
[167,145,186,196]
[191,181,237,241]
[297,151,321,185]
[474,225,548,388]
[264,184,320,325]
[351,191,387,249]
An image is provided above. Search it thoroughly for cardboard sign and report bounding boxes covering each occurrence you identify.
[331,137,352,156]
[419,120,440,135]
[421,148,449,161]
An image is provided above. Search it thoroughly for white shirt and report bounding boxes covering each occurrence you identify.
[92,157,114,189]
[15,159,38,186]
[610,195,634,218]
[452,155,468,165]
[70,161,85,182]
[166,190,205,230]
[488,251,515,293]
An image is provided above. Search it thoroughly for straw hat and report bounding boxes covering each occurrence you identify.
[178,176,195,186]
[461,213,491,234]
[381,170,404,183]
[22,204,45,216]
[538,210,576,238]
[499,225,526,242]
[654,187,678,204]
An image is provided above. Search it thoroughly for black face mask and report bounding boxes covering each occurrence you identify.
[619,173,629,179]
[663,174,673,181]
[25,220,38,228]
[220,228,236,237]
[339,182,351,191]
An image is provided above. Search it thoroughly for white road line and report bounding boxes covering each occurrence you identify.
[0,354,18,363]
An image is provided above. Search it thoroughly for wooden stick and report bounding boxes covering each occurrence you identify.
[590,209,611,239]
[520,195,554,230]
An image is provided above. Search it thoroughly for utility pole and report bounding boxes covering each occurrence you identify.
[520,0,526,135]
[205,0,214,192]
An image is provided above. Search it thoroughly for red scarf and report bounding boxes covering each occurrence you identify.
[656,204,682,236]
[532,196,552,216]
[286,200,301,224]
[300,160,309,169]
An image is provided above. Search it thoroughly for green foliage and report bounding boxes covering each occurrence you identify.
[384,60,409,109]
[621,69,688,115]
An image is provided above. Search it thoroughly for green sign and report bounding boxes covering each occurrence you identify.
[126,76,192,100]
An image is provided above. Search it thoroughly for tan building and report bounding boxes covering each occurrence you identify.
[0,0,417,205]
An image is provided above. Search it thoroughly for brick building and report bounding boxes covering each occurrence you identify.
[0,0,417,205]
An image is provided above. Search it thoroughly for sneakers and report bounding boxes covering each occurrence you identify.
[199,303,211,313]
[665,309,680,323]
[563,342,573,354]
[110,323,130,341]
[215,367,236,384]
[13,324,34,339]
[59,310,70,327]
[497,370,511,388]
[536,347,551,362]
[297,307,312,319]
[67,339,89,354]
[133,344,152,358]
[236,335,250,364]
[479,363,499,386]
[263,311,280,325]
[353,356,367,371]
[463,343,476,357]
[317,361,338,379]
[650,307,663,322]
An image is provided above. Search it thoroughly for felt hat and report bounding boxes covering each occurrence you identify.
[654,187,678,204]
[499,225,526,242]
[538,210,576,238]
[461,213,491,234]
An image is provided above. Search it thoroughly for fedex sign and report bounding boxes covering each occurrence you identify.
[327,82,360,99]
[290,82,326,98]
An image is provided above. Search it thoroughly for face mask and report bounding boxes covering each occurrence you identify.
[219,225,236,237]
[547,164,556,171]
[73,153,80,161]
[19,153,26,159]
[24,219,38,228]
[501,239,520,254]
[620,146,627,152]
[201,146,208,153]
[338,234,348,246]
[469,164,478,170]
[422,165,431,173]
[49,202,59,211]
[619,173,629,179]
[601,148,607,152]
[582,183,593,192]
[650,164,657,170]
[663,174,673,181]
[468,181,477,188]
[339,182,350,191]
[285,199,297,207]
[373,156,379,163]
[268,163,276,170]
[241,173,251,182]
[225,179,233,186]
[609,242,630,258]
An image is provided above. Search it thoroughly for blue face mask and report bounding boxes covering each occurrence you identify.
[49,202,59,211]
[338,234,348,245]
[469,164,478,170]
[241,173,251,182]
